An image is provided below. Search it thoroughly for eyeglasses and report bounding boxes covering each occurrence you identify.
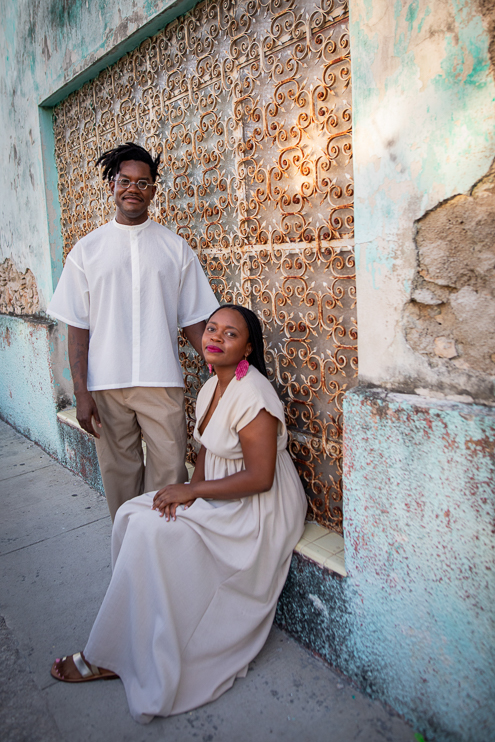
[114,177,154,191]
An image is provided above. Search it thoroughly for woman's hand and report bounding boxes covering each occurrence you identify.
[152,484,196,522]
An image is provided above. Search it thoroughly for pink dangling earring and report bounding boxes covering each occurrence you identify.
[235,357,249,380]
[208,364,213,374]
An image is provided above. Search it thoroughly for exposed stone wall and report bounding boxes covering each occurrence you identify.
[404,161,495,402]
[0,258,40,316]
[478,0,495,70]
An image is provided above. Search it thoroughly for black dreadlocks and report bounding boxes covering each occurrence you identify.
[207,305,268,378]
[96,142,161,182]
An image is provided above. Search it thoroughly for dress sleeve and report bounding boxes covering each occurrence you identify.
[234,375,286,436]
[177,243,219,328]
[47,255,90,329]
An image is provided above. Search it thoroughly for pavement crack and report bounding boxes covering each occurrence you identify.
[0,515,110,556]
[0,463,54,483]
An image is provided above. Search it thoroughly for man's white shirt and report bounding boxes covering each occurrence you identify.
[48,218,219,391]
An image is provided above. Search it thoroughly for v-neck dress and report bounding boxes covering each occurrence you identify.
[83,365,307,724]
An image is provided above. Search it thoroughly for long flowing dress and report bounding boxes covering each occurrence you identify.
[83,365,307,724]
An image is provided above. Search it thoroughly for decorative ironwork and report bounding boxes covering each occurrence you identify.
[53,0,356,532]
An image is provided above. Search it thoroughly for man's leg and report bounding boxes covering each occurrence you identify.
[125,387,188,492]
[92,389,145,520]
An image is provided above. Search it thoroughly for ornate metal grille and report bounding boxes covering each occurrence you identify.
[53,0,356,532]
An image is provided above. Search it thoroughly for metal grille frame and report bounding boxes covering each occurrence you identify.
[53,0,357,532]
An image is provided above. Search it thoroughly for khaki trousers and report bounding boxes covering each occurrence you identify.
[93,387,188,520]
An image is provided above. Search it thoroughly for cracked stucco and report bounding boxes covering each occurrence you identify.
[351,0,495,402]
[0,258,40,315]
[404,161,495,401]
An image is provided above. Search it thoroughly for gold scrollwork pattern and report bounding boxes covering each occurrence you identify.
[53,0,356,532]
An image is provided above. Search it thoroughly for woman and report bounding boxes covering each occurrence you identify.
[51,305,307,724]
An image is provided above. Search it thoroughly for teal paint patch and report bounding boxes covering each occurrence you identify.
[437,14,490,89]
[62,368,72,381]
[361,0,374,23]
[48,0,85,30]
[349,17,380,114]
[39,106,64,293]
[0,316,62,458]
[364,240,395,289]
[405,0,419,28]
[351,0,495,271]
[417,6,431,34]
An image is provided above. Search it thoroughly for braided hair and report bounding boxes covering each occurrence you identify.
[96,142,161,182]
[208,305,268,378]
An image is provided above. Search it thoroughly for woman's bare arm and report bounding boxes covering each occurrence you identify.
[153,409,278,519]
[190,445,206,485]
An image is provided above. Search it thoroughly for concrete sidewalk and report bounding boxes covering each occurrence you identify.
[0,419,416,742]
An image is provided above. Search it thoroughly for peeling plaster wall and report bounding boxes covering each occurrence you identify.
[278,388,495,742]
[321,7,495,738]
[0,258,40,315]
[350,0,495,400]
[404,162,495,402]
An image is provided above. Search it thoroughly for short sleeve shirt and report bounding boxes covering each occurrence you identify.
[47,219,219,390]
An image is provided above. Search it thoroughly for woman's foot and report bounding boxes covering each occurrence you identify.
[51,652,118,683]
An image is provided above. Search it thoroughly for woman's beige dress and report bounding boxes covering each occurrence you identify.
[84,365,307,724]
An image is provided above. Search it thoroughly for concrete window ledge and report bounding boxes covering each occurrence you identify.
[294,523,346,576]
[57,407,80,428]
[57,408,346,575]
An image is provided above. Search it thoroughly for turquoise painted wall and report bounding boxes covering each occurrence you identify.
[278,388,495,742]
[0,315,63,456]
[344,389,494,741]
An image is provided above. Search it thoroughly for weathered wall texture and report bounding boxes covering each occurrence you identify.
[0,0,190,453]
[0,0,190,309]
[279,388,495,742]
[0,258,40,316]
[1,3,494,741]
[0,316,67,456]
[351,0,495,401]
[328,4,495,738]
[404,161,495,402]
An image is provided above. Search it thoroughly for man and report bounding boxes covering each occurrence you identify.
[48,142,219,519]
